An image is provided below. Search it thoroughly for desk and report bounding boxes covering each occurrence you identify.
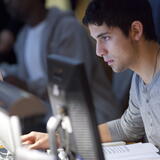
[103,142,160,160]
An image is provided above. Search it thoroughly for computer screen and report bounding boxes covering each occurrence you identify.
[0,108,21,155]
[0,82,46,119]
[47,54,105,160]
[0,108,52,160]
[0,82,47,134]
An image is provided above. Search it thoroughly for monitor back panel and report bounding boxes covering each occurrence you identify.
[48,55,105,160]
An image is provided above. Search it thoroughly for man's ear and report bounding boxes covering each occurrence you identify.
[130,21,143,41]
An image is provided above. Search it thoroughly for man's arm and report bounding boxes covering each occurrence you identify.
[98,123,112,143]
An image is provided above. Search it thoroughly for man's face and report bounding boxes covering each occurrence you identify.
[89,23,136,72]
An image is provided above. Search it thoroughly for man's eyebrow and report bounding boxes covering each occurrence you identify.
[97,32,109,38]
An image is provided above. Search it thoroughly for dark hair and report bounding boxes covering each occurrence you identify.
[83,0,157,41]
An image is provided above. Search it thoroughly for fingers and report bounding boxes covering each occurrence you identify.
[21,133,34,143]
[21,131,38,144]
[21,132,40,150]
[21,132,49,150]
[28,140,44,150]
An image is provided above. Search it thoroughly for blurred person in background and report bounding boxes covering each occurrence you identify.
[0,0,126,126]
[0,0,22,64]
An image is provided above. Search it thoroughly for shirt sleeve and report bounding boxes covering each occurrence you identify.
[107,74,145,142]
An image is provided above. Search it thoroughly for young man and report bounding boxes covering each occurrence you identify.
[21,0,160,150]
[83,0,160,148]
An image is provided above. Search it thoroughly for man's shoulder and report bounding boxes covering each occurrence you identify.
[46,7,81,30]
[47,8,86,37]
[131,73,139,87]
[152,72,160,92]
[47,7,74,22]
[129,72,140,96]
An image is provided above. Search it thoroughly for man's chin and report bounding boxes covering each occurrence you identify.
[111,67,126,73]
[111,66,118,73]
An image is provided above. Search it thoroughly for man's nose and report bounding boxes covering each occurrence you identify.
[96,43,107,57]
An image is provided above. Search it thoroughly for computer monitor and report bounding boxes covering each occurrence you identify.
[0,81,46,119]
[0,81,47,133]
[0,108,21,155]
[0,108,53,160]
[47,54,105,160]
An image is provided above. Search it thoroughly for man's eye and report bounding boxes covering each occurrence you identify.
[102,36,110,41]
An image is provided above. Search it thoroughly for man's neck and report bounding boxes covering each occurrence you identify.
[131,41,160,84]
[26,7,47,27]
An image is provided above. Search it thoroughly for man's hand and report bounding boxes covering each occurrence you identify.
[21,131,49,150]
[98,123,112,143]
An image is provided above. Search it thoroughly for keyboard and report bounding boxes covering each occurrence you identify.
[0,146,14,160]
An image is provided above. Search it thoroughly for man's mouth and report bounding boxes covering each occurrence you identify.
[104,59,114,65]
